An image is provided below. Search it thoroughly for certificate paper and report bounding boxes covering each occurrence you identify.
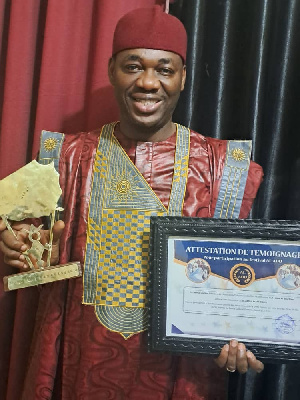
[148,217,300,361]
[166,238,300,345]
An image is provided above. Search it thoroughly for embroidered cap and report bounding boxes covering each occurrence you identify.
[112,6,187,63]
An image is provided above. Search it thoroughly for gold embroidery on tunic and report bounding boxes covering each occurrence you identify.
[83,123,190,338]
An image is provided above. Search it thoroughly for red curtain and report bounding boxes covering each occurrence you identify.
[0,1,158,399]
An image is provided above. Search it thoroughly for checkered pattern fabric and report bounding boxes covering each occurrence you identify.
[96,209,162,307]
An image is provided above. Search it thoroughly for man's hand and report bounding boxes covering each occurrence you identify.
[0,219,65,269]
[214,339,264,374]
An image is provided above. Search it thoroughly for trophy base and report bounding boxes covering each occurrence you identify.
[3,261,82,291]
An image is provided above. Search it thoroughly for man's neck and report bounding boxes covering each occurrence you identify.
[117,121,176,142]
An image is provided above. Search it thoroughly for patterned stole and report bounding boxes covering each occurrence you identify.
[38,130,65,222]
[214,140,252,218]
[83,123,190,338]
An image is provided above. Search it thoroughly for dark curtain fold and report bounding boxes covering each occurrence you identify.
[171,0,300,399]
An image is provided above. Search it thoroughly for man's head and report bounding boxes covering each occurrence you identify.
[108,6,187,140]
[112,6,187,64]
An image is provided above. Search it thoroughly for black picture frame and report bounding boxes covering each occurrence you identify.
[148,217,300,362]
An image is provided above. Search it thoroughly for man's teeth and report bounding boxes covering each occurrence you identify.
[135,99,158,105]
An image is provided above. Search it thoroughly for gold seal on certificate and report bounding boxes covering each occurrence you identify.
[1,161,81,291]
[230,263,255,287]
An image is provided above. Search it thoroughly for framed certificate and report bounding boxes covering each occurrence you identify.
[148,217,300,361]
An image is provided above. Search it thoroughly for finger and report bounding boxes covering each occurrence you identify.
[0,219,6,231]
[24,251,40,270]
[247,351,264,373]
[214,344,229,368]
[7,222,32,236]
[226,339,238,372]
[0,237,30,270]
[0,237,27,258]
[2,250,28,270]
[0,219,28,233]
[52,220,65,244]
[236,343,248,374]
[1,230,27,252]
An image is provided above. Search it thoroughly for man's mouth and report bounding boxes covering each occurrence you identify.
[131,96,162,114]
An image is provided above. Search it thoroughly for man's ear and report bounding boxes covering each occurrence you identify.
[108,57,116,86]
[181,65,186,91]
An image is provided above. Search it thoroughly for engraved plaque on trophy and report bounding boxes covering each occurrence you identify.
[0,160,81,291]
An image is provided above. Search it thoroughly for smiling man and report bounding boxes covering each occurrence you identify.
[109,48,186,141]
[0,6,264,400]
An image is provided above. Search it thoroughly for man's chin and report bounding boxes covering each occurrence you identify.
[129,114,165,132]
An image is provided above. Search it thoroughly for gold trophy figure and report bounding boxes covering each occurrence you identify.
[0,161,81,291]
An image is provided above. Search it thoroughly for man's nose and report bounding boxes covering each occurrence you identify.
[135,69,160,91]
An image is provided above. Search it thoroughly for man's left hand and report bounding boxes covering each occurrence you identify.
[214,340,264,374]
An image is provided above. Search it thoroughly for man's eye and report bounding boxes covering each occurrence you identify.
[124,65,141,72]
[158,68,174,76]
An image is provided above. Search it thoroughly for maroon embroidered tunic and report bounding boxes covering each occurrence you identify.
[22,127,263,399]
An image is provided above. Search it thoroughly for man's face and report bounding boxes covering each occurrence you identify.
[108,48,186,133]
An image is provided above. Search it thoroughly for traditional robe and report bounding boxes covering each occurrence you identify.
[22,126,263,399]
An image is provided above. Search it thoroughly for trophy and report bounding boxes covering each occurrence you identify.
[0,160,81,291]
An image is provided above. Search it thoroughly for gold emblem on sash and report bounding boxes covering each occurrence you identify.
[43,137,59,152]
[231,148,246,162]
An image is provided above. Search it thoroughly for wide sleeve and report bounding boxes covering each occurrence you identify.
[239,160,264,218]
[58,130,100,264]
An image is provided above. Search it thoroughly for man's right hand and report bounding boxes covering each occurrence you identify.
[0,219,65,270]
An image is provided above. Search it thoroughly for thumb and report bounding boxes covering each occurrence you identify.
[52,220,65,244]
[49,220,64,266]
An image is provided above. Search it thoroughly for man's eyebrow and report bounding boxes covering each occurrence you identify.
[158,58,172,64]
[124,55,142,61]
[123,55,173,64]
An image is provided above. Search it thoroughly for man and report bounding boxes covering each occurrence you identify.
[0,6,264,399]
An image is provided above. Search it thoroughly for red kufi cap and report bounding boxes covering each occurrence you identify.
[112,6,187,63]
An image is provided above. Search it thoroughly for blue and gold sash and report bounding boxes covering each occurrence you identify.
[38,130,65,221]
[83,123,190,338]
[214,140,252,218]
